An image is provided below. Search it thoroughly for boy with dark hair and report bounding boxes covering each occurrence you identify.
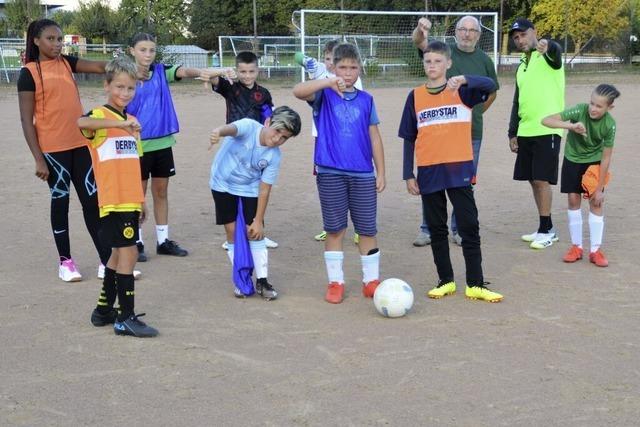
[79,57,158,337]
[294,43,386,304]
[210,51,279,249]
[398,40,503,303]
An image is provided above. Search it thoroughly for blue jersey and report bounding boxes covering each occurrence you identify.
[313,88,376,173]
[209,119,281,197]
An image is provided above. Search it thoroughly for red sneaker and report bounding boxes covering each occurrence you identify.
[362,279,380,298]
[562,245,583,263]
[589,249,609,267]
[325,282,345,304]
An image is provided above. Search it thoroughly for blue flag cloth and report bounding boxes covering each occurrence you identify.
[233,198,255,296]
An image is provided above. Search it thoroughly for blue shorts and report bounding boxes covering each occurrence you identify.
[316,173,377,236]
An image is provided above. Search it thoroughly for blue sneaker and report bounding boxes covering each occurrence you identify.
[114,313,158,338]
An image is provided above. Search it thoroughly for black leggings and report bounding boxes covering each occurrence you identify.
[422,186,483,286]
[44,146,110,264]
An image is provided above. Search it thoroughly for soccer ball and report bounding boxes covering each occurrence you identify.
[373,278,414,318]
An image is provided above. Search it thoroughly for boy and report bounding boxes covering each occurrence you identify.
[398,41,502,303]
[209,106,301,300]
[295,40,363,243]
[293,43,386,304]
[79,57,158,337]
[210,51,279,249]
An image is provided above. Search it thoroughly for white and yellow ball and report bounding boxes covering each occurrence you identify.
[373,278,414,318]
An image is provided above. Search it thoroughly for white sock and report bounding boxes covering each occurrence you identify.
[324,251,344,284]
[361,250,380,283]
[589,212,604,253]
[567,209,583,248]
[156,225,168,244]
[137,228,144,245]
[249,240,268,279]
[226,243,234,264]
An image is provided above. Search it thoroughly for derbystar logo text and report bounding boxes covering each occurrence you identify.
[114,139,137,153]
[419,106,458,122]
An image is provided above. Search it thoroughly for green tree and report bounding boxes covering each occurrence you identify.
[73,0,115,52]
[50,10,78,35]
[116,0,189,45]
[3,0,43,37]
[532,0,629,54]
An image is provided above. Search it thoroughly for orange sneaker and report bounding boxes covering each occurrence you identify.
[325,282,345,304]
[562,245,583,263]
[589,249,609,267]
[362,279,380,298]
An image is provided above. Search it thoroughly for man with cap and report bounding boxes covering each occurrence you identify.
[508,18,565,250]
[411,16,499,247]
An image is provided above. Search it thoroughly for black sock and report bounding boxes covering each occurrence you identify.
[538,216,552,234]
[116,273,135,321]
[96,267,117,314]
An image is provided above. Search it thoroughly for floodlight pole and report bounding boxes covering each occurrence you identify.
[253,0,258,55]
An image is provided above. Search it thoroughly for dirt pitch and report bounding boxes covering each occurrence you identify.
[1,74,639,426]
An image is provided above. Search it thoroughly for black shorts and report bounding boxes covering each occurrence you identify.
[561,158,600,194]
[513,134,562,184]
[99,212,140,248]
[211,190,258,226]
[140,147,176,179]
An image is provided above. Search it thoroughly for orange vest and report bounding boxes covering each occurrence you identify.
[86,107,144,210]
[25,57,86,153]
[414,85,473,166]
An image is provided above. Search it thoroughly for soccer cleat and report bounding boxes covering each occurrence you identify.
[97,264,141,280]
[136,242,147,262]
[413,231,431,247]
[465,284,503,303]
[234,287,248,298]
[325,282,345,304]
[521,231,538,242]
[59,258,82,282]
[450,231,463,246]
[264,237,279,249]
[563,245,583,263]
[91,308,117,327]
[314,231,327,241]
[427,281,456,299]
[222,241,229,251]
[255,278,278,300]
[362,279,380,298]
[530,231,559,249]
[157,239,188,256]
[589,249,609,267]
[114,313,158,337]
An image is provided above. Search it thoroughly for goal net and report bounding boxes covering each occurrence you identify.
[294,9,498,87]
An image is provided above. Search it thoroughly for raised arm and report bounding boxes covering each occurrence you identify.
[541,112,586,135]
[293,77,342,101]
[75,58,107,74]
[78,116,141,135]
[412,17,431,51]
[209,123,239,149]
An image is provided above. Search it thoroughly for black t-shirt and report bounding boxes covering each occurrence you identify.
[213,77,273,124]
[17,55,79,91]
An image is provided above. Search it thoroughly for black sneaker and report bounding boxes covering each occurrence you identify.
[91,308,117,327]
[156,239,188,257]
[255,278,278,301]
[137,242,147,262]
[113,313,158,337]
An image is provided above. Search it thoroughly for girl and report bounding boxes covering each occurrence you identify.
[18,19,110,282]
[542,84,620,267]
[126,33,216,261]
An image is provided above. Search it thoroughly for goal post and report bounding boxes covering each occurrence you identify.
[294,9,498,86]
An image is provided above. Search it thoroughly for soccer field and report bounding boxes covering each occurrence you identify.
[1,75,639,426]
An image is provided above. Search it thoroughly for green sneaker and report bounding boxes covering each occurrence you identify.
[427,281,456,299]
[314,231,327,241]
[465,284,503,303]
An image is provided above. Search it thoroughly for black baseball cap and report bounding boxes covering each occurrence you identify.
[509,18,535,36]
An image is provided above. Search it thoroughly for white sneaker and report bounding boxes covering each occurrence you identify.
[530,232,559,249]
[521,231,539,242]
[59,258,82,282]
[97,264,142,280]
[222,241,229,251]
[413,231,431,247]
[264,237,279,248]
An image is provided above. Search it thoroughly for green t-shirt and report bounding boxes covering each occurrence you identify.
[560,103,616,163]
[447,45,499,140]
[140,64,181,153]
